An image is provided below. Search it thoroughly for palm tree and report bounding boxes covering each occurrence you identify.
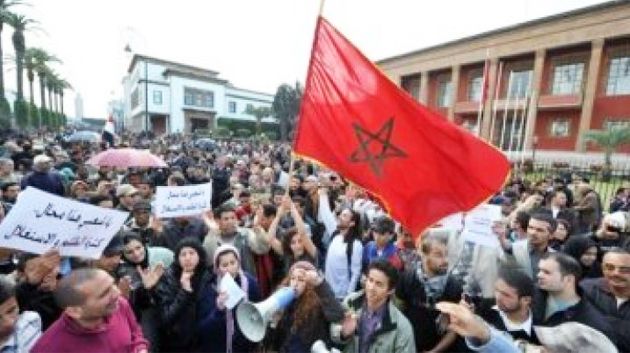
[25,48,58,128]
[272,82,303,141]
[244,105,272,136]
[56,78,71,116]
[5,12,36,101]
[0,0,24,99]
[583,126,630,179]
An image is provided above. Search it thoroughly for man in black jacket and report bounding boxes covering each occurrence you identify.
[396,233,464,352]
[532,252,614,343]
[581,248,630,352]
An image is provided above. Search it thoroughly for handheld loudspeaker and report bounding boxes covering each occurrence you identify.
[236,286,296,342]
[311,340,342,353]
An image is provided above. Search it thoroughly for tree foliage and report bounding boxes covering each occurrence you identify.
[271,82,303,141]
[583,126,630,167]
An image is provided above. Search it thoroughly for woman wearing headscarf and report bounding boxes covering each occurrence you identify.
[116,232,173,351]
[562,236,602,280]
[154,237,210,352]
[196,244,261,353]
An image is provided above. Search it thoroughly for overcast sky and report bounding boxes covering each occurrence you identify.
[8,0,608,118]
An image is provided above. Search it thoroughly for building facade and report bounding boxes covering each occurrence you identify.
[378,0,630,158]
[122,55,274,134]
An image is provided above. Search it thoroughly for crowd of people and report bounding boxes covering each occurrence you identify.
[0,131,628,353]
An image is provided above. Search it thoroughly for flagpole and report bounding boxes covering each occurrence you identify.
[319,0,326,15]
[489,61,503,145]
[516,78,532,167]
[475,49,490,137]
[499,73,513,152]
[507,85,521,159]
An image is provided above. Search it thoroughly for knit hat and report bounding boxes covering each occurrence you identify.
[213,244,240,269]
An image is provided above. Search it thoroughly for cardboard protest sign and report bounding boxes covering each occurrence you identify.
[154,183,212,218]
[0,187,128,259]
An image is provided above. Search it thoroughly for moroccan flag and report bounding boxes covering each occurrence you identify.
[293,16,510,236]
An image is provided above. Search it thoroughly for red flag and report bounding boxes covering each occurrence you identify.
[294,17,510,236]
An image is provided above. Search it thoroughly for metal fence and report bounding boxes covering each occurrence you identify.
[517,161,630,208]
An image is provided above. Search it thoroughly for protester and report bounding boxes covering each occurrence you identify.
[361,215,402,272]
[331,259,415,353]
[0,275,41,353]
[20,154,65,196]
[271,261,344,352]
[196,244,260,353]
[562,235,602,279]
[31,268,148,353]
[154,237,210,352]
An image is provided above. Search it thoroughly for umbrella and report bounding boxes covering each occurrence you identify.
[66,131,101,143]
[86,148,167,168]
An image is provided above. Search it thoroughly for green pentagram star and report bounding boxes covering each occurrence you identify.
[349,117,407,177]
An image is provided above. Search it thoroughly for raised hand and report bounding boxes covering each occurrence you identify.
[118,276,132,299]
[137,263,165,289]
[180,271,193,292]
[24,250,61,285]
[216,290,229,310]
[340,311,357,338]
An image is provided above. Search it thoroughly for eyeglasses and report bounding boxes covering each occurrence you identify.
[603,263,630,274]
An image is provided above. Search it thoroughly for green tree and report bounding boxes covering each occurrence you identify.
[583,125,630,174]
[26,48,59,128]
[56,78,71,117]
[244,104,272,137]
[272,82,303,141]
[6,13,36,102]
[0,0,24,99]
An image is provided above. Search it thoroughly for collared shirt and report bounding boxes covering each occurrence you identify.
[358,302,387,353]
[493,305,533,336]
[0,311,41,353]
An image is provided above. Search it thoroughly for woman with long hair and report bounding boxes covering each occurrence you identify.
[271,261,344,352]
[196,244,260,353]
[154,237,210,352]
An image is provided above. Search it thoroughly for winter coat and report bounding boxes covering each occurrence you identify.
[196,272,260,353]
[154,267,210,352]
[331,291,416,353]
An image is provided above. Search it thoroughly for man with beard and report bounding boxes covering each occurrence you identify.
[581,248,630,352]
[0,182,19,205]
[202,203,270,276]
[396,233,464,352]
[31,268,148,353]
[476,268,537,344]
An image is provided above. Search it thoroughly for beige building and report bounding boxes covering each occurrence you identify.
[378,0,630,160]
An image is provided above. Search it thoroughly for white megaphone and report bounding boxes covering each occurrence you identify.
[311,340,342,353]
[236,286,296,342]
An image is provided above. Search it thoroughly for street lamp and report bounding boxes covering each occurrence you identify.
[124,44,149,134]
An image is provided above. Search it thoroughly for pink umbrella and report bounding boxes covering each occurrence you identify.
[86,148,168,168]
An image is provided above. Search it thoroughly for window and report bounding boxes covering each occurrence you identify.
[184,87,214,108]
[153,90,162,105]
[437,80,452,107]
[551,63,584,95]
[246,103,254,112]
[603,120,630,131]
[401,74,421,100]
[130,88,139,109]
[550,119,570,137]
[228,101,237,113]
[468,75,483,102]
[606,56,630,95]
[508,70,532,98]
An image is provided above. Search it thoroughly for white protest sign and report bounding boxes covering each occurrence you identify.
[436,212,465,233]
[0,187,128,259]
[155,183,212,218]
[461,204,503,248]
[219,273,246,310]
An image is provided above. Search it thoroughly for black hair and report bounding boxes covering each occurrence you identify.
[514,211,531,231]
[542,252,582,284]
[121,231,149,268]
[172,237,209,291]
[0,182,18,192]
[291,195,306,208]
[367,259,398,290]
[214,203,236,219]
[262,203,277,218]
[530,212,558,233]
[0,276,15,304]
[89,194,113,206]
[497,268,534,298]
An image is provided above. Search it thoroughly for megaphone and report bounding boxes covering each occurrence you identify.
[311,340,342,353]
[236,286,296,342]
